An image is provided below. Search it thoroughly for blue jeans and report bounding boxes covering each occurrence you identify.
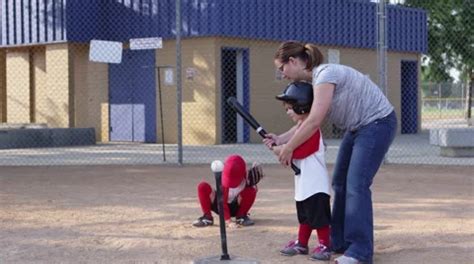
[331,111,397,264]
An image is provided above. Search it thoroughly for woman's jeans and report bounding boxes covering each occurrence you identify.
[331,111,397,263]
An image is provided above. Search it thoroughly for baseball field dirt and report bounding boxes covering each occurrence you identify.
[1,164,472,263]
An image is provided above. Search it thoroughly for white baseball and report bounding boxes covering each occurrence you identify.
[211,160,224,173]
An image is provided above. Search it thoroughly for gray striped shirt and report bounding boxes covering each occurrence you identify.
[313,64,394,131]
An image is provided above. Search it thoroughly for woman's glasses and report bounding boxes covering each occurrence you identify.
[277,63,286,72]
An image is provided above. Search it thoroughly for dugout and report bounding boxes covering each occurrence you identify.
[0,0,427,145]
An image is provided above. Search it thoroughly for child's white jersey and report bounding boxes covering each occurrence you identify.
[228,180,246,203]
[293,135,331,201]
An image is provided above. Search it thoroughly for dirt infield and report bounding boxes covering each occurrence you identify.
[1,164,472,264]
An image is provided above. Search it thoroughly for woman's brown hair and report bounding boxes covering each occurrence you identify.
[274,41,323,70]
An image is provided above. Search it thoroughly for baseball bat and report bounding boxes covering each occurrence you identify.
[226,97,301,175]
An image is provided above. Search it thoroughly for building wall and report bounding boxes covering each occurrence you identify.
[0,37,420,145]
[33,43,72,127]
[182,38,218,145]
[154,37,420,144]
[71,44,109,142]
[156,38,219,145]
[31,47,46,123]
[155,41,178,144]
[0,50,6,122]
[6,49,30,123]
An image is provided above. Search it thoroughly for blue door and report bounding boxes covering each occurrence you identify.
[401,60,418,134]
[109,50,156,142]
[221,47,250,143]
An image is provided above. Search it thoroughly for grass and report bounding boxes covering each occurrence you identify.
[422,107,471,120]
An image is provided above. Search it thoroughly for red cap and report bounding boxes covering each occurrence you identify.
[222,155,247,188]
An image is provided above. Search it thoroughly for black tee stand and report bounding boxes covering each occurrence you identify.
[213,162,230,260]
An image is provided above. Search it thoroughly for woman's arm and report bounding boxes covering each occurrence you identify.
[278,83,335,166]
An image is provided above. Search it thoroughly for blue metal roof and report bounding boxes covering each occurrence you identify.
[0,0,67,45]
[1,0,427,53]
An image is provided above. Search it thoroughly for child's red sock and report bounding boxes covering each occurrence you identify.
[236,187,257,217]
[298,223,312,247]
[197,182,213,218]
[316,225,330,247]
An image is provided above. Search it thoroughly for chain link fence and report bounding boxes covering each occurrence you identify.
[0,0,472,166]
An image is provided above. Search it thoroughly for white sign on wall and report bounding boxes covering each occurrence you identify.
[186,67,197,80]
[89,40,123,64]
[164,68,174,85]
[328,49,340,64]
[130,37,163,50]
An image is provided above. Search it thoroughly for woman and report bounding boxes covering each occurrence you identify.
[267,41,397,264]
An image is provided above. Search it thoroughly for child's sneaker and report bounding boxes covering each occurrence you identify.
[192,215,213,227]
[280,240,309,256]
[309,244,331,261]
[235,215,254,226]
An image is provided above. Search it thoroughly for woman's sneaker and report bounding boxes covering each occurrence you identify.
[192,215,214,227]
[280,240,309,256]
[334,255,361,264]
[310,244,331,261]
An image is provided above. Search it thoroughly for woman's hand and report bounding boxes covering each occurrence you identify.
[278,144,294,167]
[263,133,280,149]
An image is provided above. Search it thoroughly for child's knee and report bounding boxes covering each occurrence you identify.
[242,186,258,197]
[197,181,212,193]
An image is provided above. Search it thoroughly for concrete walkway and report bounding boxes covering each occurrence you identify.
[0,133,472,166]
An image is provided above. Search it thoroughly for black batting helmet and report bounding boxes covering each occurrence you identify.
[275,82,313,114]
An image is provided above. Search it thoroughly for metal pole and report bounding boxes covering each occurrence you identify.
[176,0,183,165]
[377,0,387,97]
[467,72,473,125]
[439,83,441,118]
[377,0,388,164]
[214,169,230,260]
[156,68,166,162]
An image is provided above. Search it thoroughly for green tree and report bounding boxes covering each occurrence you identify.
[402,0,473,120]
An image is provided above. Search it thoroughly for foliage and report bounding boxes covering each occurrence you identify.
[402,0,473,83]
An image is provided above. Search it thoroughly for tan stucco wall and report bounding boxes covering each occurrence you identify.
[156,38,218,145]
[32,44,73,127]
[155,41,178,144]
[71,44,109,142]
[31,47,46,123]
[6,49,31,123]
[0,50,6,122]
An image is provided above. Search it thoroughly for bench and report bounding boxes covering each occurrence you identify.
[430,127,474,157]
[0,126,96,149]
